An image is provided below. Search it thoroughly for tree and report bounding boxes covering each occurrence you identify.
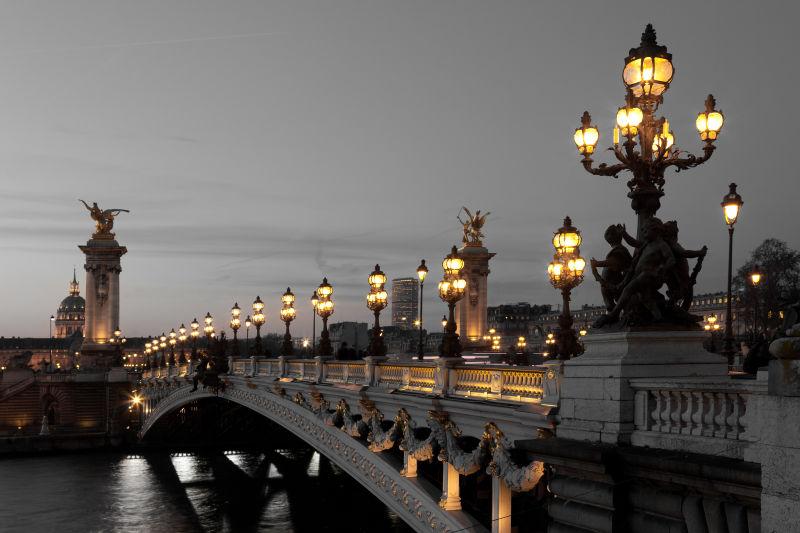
[734,238,800,335]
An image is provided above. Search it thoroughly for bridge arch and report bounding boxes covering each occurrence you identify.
[140,384,485,533]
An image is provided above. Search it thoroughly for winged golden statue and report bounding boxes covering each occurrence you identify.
[457,207,490,246]
[79,200,129,238]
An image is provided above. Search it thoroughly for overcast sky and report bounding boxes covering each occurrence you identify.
[1,1,798,338]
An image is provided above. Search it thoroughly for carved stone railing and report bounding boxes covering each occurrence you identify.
[144,358,550,406]
[630,378,766,459]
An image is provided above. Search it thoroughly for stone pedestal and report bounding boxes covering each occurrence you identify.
[742,332,800,531]
[558,330,726,444]
[455,244,495,348]
[78,236,127,369]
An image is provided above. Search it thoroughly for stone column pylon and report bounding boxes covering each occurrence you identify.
[455,244,494,349]
[78,236,127,369]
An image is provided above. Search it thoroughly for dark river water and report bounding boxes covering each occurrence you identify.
[0,451,413,533]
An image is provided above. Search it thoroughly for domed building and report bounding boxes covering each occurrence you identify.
[54,270,85,339]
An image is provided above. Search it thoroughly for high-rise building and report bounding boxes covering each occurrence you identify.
[54,269,85,339]
[391,278,418,329]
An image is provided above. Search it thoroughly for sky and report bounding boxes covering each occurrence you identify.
[1,0,798,338]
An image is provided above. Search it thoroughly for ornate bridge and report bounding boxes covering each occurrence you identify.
[139,357,558,533]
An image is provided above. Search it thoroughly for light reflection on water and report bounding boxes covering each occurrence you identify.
[0,452,412,533]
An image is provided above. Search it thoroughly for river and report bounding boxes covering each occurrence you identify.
[0,450,413,532]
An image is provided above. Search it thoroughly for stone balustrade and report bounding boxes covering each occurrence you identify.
[143,358,549,405]
[630,377,766,459]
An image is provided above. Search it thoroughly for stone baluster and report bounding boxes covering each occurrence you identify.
[659,390,671,432]
[714,392,729,438]
[440,462,461,511]
[702,391,715,437]
[250,356,258,377]
[491,477,512,533]
[650,391,662,432]
[670,391,683,433]
[725,393,740,438]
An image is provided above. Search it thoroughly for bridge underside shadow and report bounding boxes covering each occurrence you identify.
[141,397,422,532]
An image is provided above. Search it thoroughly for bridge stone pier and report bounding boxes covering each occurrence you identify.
[138,335,800,533]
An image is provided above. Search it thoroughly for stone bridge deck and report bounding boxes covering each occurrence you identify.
[139,357,557,533]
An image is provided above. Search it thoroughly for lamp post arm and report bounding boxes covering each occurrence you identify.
[664,143,716,173]
[581,156,627,178]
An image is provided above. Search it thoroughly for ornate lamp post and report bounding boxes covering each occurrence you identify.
[311,291,319,354]
[441,315,447,332]
[750,264,763,338]
[144,339,152,369]
[49,315,55,367]
[547,217,586,360]
[190,318,200,361]
[159,333,168,367]
[367,265,389,357]
[575,24,724,239]
[416,259,428,360]
[437,246,467,358]
[280,288,297,356]
[203,313,214,348]
[230,303,242,357]
[168,329,177,366]
[244,315,252,353]
[315,279,334,356]
[251,296,265,355]
[178,324,188,364]
[721,183,743,364]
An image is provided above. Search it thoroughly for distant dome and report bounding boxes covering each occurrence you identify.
[58,294,85,313]
[55,269,85,339]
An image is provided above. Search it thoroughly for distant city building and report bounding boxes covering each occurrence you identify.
[54,270,85,339]
[487,302,552,337]
[391,278,418,329]
[329,322,369,353]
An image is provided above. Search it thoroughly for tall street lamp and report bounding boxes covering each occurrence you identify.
[244,315,252,354]
[311,291,319,354]
[230,302,241,357]
[178,324,188,365]
[367,265,388,357]
[252,296,265,355]
[547,217,586,360]
[190,318,200,361]
[575,24,724,239]
[203,313,215,348]
[315,279,334,356]
[750,264,763,338]
[280,288,296,356]
[437,246,467,358]
[441,315,447,332]
[159,333,168,367]
[144,339,152,369]
[168,329,177,366]
[721,183,743,364]
[49,315,55,367]
[416,259,428,360]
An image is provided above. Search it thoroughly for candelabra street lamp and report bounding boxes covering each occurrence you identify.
[230,302,241,357]
[203,313,215,349]
[367,265,389,357]
[575,24,724,240]
[168,329,177,366]
[750,264,763,338]
[244,315,251,354]
[159,333,168,367]
[416,259,428,360]
[311,291,319,354]
[547,217,586,360]
[721,183,743,364]
[315,279,334,357]
[438,246,467,358]
[280,288,297,356]
[110,329,126,366]
[252,296,265,356]
[190,318,200,361]
[178,324,188,365]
